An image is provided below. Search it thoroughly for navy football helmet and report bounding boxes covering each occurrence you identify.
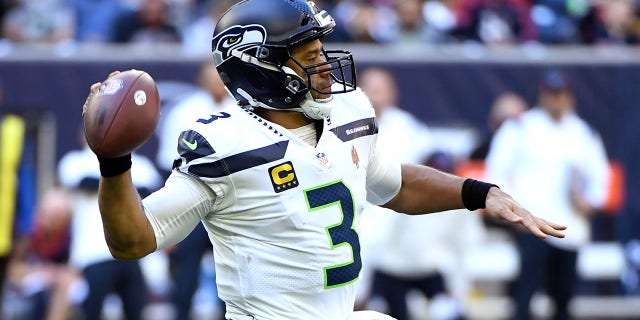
[211,0,356,119]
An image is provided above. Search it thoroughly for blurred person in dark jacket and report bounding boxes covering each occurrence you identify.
[113,0,181,43]
[454,0,535,44]
[70,0,125,42]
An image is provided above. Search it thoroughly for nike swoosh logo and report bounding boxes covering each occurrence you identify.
[182,138,198,150]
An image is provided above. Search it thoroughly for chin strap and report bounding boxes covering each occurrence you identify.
[237,88,334,120]
[299,92,334,120]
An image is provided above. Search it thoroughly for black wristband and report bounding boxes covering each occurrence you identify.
[462,178,499,211]
[98,154,132,177]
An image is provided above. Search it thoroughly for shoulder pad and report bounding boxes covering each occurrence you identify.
[174,130,216,167]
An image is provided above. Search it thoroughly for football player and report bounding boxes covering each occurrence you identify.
[86,1,566,319]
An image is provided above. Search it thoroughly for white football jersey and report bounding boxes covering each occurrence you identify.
[170,89,401,320]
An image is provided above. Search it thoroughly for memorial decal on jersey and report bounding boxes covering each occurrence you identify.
[351,146,360,169]
[268,161,299,193]
[212,24,267,67]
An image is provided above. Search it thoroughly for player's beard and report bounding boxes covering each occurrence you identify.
[310,75,333,100]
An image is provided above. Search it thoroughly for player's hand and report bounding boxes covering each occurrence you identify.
[485,187,566,239]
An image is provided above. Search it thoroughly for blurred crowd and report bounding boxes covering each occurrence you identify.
[1,0,640,53]
[2,60,638,320]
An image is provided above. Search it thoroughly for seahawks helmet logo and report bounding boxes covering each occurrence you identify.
[212,24,267,67]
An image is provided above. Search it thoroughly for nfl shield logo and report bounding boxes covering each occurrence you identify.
[316,152,328,166]
[99,79,124,95]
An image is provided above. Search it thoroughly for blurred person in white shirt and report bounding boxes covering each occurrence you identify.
[181,0,234,56]
[358,67,481,320]
[359,67,431,163]
[58,138,162,320]
[155,62,237,174]
[154,62,235,320]
[470,92,527,161]
[486,70,609,320]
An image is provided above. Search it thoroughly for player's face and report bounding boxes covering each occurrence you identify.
[286,39,333,100]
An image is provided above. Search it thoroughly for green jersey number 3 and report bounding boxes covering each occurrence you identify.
[304,180,362,289]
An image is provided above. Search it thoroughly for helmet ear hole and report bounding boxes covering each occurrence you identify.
[257,47,269,59]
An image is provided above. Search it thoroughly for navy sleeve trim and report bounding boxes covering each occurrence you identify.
[187,141,289,178]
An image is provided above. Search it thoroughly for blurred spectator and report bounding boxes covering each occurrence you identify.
[5,188,80,320]
[454,0,535,45]
[591,0,640,44]
[70,0,125,42]
[0,0,16,25]
[369,152,484,320]
[155,62,233,320]
[469,92,527,234]
[422,0,459,43]
[167,0,202,35]
[0,75,38,318]
[359,67,432,162]
[310,0,353,42]
[181,0,234,56]
[530,0,590,44]
[364,153,485,320]
[58,138,162,320]
[156,62,236,174]
[486,70,609,320]
[390,0,432,43]
[469,91,527,160]
[1,0,75,43]
[6,0,637,46]
[371,0,458,44]
[356,66,432,306]
[358,68,479,319]
[113,0,181,43]
[332,1,394,42]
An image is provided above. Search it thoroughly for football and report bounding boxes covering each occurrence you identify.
[82,69,160,158]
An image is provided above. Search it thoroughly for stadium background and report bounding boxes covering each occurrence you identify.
[1,44,637,241]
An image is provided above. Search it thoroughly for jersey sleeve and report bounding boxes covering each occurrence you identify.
[142,171,217,250]
[365,137,402,206]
